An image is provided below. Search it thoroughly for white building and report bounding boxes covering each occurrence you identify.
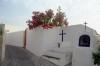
[5,24,98,66]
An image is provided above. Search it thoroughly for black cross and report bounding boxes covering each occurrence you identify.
[84,21,87,31]
[57,6,61,12]
[59,30,66,42]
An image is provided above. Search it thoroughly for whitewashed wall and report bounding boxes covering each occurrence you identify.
[4,24,97,66]
[26,27,60,56]
[65,25,96,66]
[5,31,24,47]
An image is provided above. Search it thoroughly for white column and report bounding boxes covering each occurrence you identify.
[0,24,5,62]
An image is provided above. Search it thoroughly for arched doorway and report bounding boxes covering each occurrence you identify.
[79,35,90,47]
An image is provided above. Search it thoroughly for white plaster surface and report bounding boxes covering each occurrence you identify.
[65,25,96,66]
[5,31,24,47]
[26,27,60,56]
[5,24,97,66]
[26,25,97,66]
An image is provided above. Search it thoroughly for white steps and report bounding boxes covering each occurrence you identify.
[42,47,72,66]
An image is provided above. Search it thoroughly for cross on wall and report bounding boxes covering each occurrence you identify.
[59,29,66,42]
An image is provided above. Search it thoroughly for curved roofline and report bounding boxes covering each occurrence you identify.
[68,24,96,31]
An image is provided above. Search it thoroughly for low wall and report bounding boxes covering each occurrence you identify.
[26,27,60,56]
[5,31,24,47]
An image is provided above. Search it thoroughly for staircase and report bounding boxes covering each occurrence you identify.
[42,47,72,66]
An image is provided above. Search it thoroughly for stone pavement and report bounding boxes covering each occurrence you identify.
[0,45,58,66]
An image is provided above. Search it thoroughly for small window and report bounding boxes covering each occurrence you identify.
[79,35,90,47]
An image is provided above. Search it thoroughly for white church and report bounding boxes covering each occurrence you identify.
[3,23,100,66]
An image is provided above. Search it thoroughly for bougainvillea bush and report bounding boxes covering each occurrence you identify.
[27,8,68,29]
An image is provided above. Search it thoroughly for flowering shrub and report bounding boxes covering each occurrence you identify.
[27,8,68,29]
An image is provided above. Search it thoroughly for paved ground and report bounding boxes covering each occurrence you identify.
[0,45,57,66]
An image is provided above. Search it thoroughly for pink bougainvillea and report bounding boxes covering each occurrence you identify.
[26,8,68,30]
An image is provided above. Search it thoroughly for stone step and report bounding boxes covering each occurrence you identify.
[42,50,72,66]
[43,55,60,60]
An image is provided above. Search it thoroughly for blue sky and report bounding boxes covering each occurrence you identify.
[0,0,100,33]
